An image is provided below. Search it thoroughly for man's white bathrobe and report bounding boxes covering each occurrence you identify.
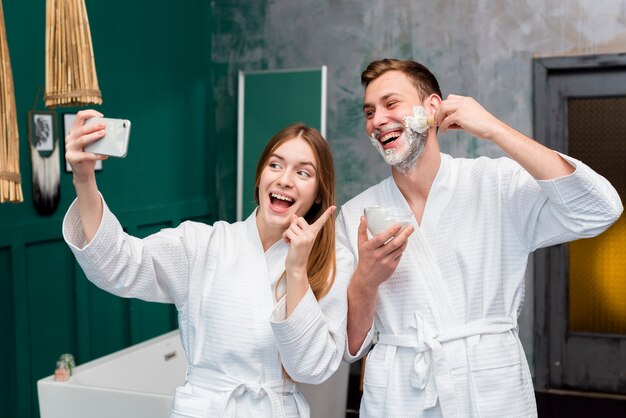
[63,198,351,418]
[337,153,622,418]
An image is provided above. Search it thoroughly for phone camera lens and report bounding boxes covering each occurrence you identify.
[122,122,127,128]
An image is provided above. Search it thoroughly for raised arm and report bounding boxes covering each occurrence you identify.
[270,206,346,383]
[282,205,336,317]
[434,94,575,180]
[434,95,622,250]
[64,109,109,242]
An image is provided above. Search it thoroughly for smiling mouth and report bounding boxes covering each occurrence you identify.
[374,123,405,146]
[379,130,402,145]
[270,192,295,209]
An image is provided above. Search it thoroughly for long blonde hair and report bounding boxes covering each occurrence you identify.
[254,123,336,300]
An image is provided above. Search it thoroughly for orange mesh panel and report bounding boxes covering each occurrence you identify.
[568,97,626,334]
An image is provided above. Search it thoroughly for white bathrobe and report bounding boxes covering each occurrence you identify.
[63,197,351,418]
[337,153,622,418]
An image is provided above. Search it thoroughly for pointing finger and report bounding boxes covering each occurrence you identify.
[311,205,336,232]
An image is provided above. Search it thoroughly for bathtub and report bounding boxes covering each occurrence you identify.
[37,329,348,418]
[37,330,186,418]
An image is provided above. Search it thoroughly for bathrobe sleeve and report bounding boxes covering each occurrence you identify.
[269,241,353,384]
[334,210,377,363]
[505,152,623,252]
[62,195,198,308]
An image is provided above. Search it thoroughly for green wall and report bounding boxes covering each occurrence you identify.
[0,1,215,417]
[240,69,324,218]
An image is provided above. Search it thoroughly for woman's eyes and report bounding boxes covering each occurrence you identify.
[269,162,312,178]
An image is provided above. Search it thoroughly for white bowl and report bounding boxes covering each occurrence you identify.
[364,206,413,236]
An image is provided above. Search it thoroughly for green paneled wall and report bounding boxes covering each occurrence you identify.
[0,247,16,418]
[0,1,215,417]
[239,69,324,219]
[26,240,78,416]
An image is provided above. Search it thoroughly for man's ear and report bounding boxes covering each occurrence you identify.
[425,93,442,115]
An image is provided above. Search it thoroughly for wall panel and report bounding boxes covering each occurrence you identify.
[0,247,16,418]
[26,239,77,416]
[83,279,131,360]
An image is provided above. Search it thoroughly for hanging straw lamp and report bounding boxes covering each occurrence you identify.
[0,0,23,203]
[44,0,102,108]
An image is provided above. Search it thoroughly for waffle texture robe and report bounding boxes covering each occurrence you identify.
[337,152,622,418]
[63,198,351,418]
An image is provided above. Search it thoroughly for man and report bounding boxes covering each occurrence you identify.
[336,59,623,417]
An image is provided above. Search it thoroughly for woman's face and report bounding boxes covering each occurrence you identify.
[256,136,320,232]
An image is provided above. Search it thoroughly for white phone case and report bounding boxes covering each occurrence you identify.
[84,117,131,158]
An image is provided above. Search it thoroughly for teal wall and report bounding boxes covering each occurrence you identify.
[0,1,215,417]
[240,69,324,218]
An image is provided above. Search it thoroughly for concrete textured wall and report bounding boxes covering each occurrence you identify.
[211,0,626,375]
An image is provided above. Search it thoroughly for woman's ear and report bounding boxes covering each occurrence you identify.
[315,194,322,205]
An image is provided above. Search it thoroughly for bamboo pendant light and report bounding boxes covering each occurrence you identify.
[44,0,102,108]
[0,0,23,203]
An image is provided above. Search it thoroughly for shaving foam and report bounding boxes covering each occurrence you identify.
[369,122,426,173]
[403,105,433,134]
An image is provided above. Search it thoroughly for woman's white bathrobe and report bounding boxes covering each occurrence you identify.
[63,198,351,418]
[337,153,622,418]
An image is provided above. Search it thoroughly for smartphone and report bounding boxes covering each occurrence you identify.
[84,117,131,158]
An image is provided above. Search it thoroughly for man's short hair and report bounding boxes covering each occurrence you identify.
[361,59,442,100]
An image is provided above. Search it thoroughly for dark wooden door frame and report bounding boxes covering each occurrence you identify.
[533,52,626,392]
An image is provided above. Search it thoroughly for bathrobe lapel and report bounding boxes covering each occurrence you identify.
[387,154,460,329]
[244,211,289,339]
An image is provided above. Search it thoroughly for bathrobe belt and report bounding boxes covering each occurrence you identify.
[377,316,517,418]
[186,367,310,418]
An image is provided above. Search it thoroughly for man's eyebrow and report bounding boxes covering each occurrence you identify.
[363,93,401,111]
[381,93,400,101]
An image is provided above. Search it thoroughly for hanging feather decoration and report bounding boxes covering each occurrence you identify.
[44,0,102,108]
[28,110,60,215]
[0,0,23,203]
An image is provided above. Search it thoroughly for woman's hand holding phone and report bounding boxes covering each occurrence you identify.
[65,109,109,183]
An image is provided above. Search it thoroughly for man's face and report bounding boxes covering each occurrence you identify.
[362,70,427,171]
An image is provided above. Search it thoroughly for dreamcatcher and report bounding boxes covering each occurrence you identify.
[29,89,60,216]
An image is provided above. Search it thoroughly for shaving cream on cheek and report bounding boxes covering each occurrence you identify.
[369,127,425,172]
[368,104,432,171]
[369,131,409,164]
[403,105,431,134]
[369,132,384,153]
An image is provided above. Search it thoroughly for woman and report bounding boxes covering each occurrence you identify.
[63,110,349,417]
